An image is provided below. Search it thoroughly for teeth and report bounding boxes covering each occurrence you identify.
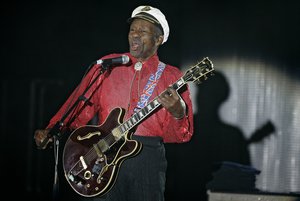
[131,44,139,50]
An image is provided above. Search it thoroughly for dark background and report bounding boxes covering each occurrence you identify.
[1,0,299,200]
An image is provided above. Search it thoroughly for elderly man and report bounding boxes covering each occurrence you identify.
[34,5,194,201]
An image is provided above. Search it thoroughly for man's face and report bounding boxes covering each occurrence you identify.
[128,19,162,61]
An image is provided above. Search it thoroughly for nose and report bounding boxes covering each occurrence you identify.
[130,31,140,38]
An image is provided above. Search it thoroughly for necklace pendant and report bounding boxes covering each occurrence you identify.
[134,62,143,71]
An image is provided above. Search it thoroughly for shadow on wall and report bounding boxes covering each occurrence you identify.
[165,71,275,201]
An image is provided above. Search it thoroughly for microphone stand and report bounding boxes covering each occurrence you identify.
[52,135,59,201]
[40,63,110,201]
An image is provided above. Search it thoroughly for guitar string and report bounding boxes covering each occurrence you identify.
[82,128,122,163]
[76,61,214,168]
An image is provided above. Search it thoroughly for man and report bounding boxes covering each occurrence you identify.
[34,5,194,201]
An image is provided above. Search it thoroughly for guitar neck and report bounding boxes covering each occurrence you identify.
[112,57,214,138]
[117,77,187,134]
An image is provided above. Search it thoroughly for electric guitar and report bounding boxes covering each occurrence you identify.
[63,57,214,197]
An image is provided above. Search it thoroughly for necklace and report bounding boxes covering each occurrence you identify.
[126,63,142,117]
[134,61,143,71]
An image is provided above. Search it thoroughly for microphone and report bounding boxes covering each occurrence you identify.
[96,55,130,67]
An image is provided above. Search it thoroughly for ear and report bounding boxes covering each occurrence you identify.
[156,35,164,46]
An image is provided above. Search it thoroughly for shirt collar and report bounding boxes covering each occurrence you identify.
[128,53,160,69]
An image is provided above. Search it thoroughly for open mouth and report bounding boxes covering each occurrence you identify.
[130,40,141,51]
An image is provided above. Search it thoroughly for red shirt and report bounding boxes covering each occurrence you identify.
[47,53,194,143]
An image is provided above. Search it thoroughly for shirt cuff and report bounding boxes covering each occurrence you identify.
[173,97,187,120]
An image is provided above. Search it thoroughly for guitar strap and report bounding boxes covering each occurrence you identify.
[134,61,166,112]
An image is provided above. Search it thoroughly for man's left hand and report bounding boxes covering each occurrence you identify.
[157,87,186,119]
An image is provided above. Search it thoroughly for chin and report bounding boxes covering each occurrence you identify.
[130,50,140,58]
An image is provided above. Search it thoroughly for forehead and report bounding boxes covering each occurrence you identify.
[130,18,156,29]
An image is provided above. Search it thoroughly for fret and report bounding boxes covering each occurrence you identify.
[177,78,185,87]
[131,116,137,124]
[127,119,133,127]
[172,82,178,90]
[120,125,125,133]
[149,101,155,109]
[124,122,129,130]
[141,108,146,116]
[133,114,139,122]
[138,111,144,118]
[144,105,149,113]
[131,118,136,126]
[146,104,152,112]
[153,99,160,106]
[127,122,131,129]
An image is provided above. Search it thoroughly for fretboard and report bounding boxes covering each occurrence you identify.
[117,77,186,134]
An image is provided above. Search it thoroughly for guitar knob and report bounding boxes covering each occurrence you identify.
[84,171,92,179]
[100,176,107,182]
[97,177,104,184]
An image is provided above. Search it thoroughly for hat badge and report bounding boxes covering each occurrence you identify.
[141,6,151,11]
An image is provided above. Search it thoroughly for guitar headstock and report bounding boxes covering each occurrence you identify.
[183,57,214,84]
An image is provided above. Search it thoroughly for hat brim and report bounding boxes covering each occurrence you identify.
[127,13,164,34]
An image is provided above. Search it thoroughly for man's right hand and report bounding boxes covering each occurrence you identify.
[34,129,53,149]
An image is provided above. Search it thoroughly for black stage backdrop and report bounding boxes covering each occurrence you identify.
[1,1,299,201]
